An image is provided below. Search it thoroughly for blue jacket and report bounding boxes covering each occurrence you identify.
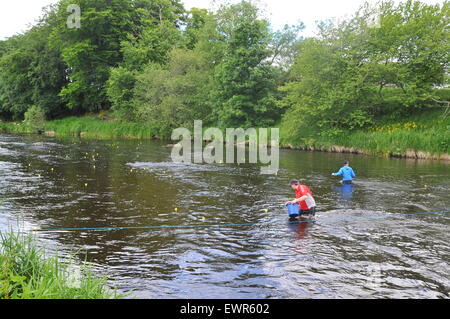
[333,166,356,181]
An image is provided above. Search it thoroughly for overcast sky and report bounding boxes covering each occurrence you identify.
[0,0,445,40]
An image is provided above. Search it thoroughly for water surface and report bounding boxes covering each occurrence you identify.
[0,134,449,298]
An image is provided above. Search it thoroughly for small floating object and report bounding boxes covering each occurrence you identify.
[424,184,428,188]
[174,208,178,212]
[84,183,88,187]
[263,209,269,213]
[28,164,31,167]
[201,216,206,221]
[93,165,96,169]
[51,168,54,172]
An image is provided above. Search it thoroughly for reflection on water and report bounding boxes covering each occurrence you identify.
[333,183,354,203]
[287,219,314,242]
[0,134,449,298]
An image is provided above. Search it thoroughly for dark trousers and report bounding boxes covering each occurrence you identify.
[300,206,316,216]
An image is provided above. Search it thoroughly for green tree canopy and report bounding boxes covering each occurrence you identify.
[279,0,449,142]
[52,0,185,113]
[212,1,280,128]
[133,48,214,137]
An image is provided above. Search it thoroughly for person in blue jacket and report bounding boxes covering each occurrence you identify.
[332,161,356,184]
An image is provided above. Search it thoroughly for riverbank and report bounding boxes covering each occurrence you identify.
[0,115,157,139]
[1,108,449,161]
[0,230,122,299]
[280,108,450,161]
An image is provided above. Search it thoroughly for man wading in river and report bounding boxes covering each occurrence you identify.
[332,161,356,184]
[285,179,316,218]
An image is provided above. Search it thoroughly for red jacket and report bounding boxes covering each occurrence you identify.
[295,184,316,211]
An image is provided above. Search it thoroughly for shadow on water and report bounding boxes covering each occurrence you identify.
[0,134,449,298]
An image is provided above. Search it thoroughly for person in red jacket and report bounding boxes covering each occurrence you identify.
[286,179,316,217]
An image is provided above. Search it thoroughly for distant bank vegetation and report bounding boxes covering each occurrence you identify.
[0,0,448,158]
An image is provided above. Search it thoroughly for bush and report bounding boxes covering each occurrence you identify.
[23,106,46,133]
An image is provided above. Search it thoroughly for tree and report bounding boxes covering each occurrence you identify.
[133,48,214,137]
[212,1,280,128]
[28,14,69,119]
[24,105,46,133]
[0,42,35,119]
[51,0,185,113]
[0,16,68,121]
[366,0,450,110]
[106,0,186,117]
[106,67,137,121]
[181,8,209,50]
[269,23,305,70]
[278,0,450,141]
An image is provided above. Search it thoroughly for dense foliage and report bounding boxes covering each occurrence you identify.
[279,0,449,142]
[0,0,448,141]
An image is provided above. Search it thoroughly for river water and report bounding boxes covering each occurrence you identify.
[0,134,449,298]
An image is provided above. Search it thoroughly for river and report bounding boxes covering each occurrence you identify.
[0,134,449,298]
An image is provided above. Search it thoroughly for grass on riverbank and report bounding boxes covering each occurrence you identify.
[0,115,157,139]
[1,108,449,159]
[0,230,123,299]
[46,116,157,139]
[280,108,450,158]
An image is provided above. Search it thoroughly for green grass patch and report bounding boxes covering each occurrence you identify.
[0,230,124,299]
[0,115,158,140]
